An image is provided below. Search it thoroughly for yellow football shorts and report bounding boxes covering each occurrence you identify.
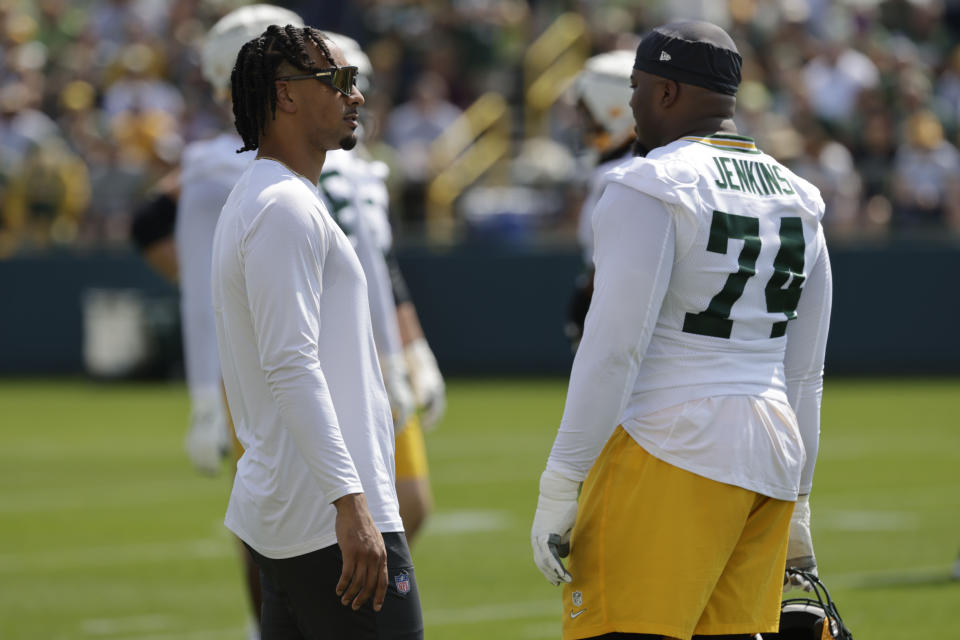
[395,416,429,481]
[562,426,793,640]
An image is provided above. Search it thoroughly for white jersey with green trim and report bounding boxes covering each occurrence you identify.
[317,149,402,362]
[609,134,826,415]
[546,133,831,500]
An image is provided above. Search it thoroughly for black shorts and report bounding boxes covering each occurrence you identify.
[244,532,423,640]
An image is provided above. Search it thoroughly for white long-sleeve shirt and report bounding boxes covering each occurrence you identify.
[211,158,402,559]
[547,134,832,500]
[577,150,634,266]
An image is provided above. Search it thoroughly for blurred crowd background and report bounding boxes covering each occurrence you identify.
[1,0,960,259]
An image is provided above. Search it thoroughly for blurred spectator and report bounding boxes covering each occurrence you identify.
[0,0,959,252]
[802,33,879,129]
[935,45,960,133]
[0,79,59,166]
[103,43,184,119]
[1,137,89,252]
[891,109,960,230]
[83,141,149,246]
[87,0,170,49]
[787,118,863,237]
[385,71,463,222]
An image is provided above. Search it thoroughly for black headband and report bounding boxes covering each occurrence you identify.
[633,27,742,96]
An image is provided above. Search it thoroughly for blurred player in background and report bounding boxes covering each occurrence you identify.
[132,7,305,637]
[565,50,637,352]
[317,110,442,543]
[532,20,832,640]
[314,36,443,544]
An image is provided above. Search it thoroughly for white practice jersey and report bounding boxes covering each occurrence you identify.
[577,151,633,266]
[548,134,832,500]
[317,149,401,361]
[176,133,253,405]
[212,159,402,558]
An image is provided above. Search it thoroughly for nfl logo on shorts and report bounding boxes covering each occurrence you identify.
[394,570,411,595]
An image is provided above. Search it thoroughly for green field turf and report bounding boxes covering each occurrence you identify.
[1,377,958,639]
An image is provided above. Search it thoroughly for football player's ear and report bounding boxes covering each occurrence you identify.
[659,78,680,109]
[275,80,297,114]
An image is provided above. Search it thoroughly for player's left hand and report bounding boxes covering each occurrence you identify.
[531,469,580,586]
[784,493,817,592]
[333,493,388,612]
[405,338,445,430]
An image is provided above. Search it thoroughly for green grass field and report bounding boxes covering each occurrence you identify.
[1,378,958,639]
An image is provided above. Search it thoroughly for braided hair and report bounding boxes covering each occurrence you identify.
[231,24,336,153]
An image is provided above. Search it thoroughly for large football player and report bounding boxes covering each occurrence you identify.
[533,21,831,639]
[565,49,638,351]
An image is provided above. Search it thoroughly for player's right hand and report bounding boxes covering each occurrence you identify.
[531,469,580,586]
[334,493,388,612]
[784,493,817,592]
[184,390,230,476]
[381,352,416,432]
[405,338,446,431]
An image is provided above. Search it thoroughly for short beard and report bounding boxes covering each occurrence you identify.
[339,134,358,151]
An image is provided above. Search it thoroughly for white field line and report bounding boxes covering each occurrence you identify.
[520,620,563,638]
[425,599,558,626]
[816,509,919,531]
[81,627,246,640]
[0,538,232,574]
[421,566,957,627]
[0,482,223,514]
[57,565,956,640]
[2,511,510,574]
[81,615,176,636]
[73,601,559,639]
[421,509,511,535]
[822,564,956,589]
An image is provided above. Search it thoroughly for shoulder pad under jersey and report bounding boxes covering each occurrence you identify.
[604,156,702,212]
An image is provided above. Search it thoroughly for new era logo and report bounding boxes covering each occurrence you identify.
[660,51,671,61]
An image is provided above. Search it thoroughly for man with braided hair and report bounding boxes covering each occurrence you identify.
[212,24,423,639]
[532,21,831,640]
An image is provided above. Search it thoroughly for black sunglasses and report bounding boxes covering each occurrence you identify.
[275,65,360,97]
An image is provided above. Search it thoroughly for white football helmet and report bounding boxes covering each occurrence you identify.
[573,49,635,153]
[201,4,305,95]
